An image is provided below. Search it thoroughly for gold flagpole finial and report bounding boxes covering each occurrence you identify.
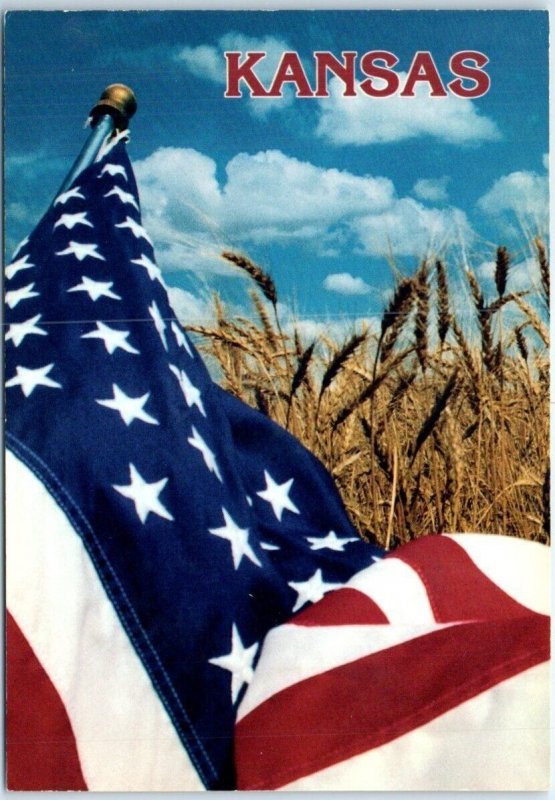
[90,84,137,129]
[56,84,137,197]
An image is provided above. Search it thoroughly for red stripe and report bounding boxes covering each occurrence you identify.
[236,613,549,789]
[292,587,388,626]
[6,611,88,790]
[391,536,532,622]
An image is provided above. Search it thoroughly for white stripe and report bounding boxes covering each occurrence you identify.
[347,556,436,623]
[281,662,550,791]
[238,618,447,722]
[6,450,204,791]
[446,534,550,615]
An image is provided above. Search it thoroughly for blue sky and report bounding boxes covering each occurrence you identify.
[4,10,549,333]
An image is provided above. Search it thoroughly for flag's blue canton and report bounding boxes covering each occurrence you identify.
[5,140,383,788]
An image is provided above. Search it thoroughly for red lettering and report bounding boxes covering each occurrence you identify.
[314,51,357,97]
[225,52,269,98]
[400,51,447,97]
[223,49,491,102]
[448,51,490,98]
[359,51,399,97]
[267,52,314,97]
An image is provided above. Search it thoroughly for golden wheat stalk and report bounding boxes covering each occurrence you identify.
[319,332,367,402]
[409,369,459,464]
[436,259,451,346]
[535,237,550,309]
[494,246,510,298]
[414,260,429,372]
[221,250,277,305]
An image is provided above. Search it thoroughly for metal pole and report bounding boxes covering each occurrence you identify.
[56,84,137,197]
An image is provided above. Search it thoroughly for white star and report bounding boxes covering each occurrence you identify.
[104,185,139,210]
[54,186,85,205]
[171,321,193,356]
[288,569,343,613]
[113,463,174,524]
[306,530,360,552]
[256,470,300,521]
[68,275,121,302]
[115,216,152,244]
[130,253,164,285]
[148,300,168,351]
[6,314,48,347]
[11,237,29,259]
[5,363,62,397]
[54,212,93,231]
[260,542,280,551]
[208,507,261,570]
[5,283,39,308]
[209,624,259,704]
[99,163,127,179]
[5,253,35,281]
[81,321,139,355]
[56,241,105,262]
[96,384,159,426]
[187,426,222,482]
[169,364,206,417]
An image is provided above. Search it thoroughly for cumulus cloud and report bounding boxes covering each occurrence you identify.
[134,146,473,277]
[353,198,472,257]
[177,43,222,83]
[317,75,500,146]
[323,272,371,295]
[134,147,229,275]
[135,146,397,267]
[168,286,217,326]
[412,176,450,202]
[477,170,549,231]
[176,32,295,117]
[222,150,394,239]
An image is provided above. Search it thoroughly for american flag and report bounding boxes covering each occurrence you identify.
[236,533,550,791]
[5,137,550,792]
[5,135,381,790]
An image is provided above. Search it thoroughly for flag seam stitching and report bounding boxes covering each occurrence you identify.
[6,434,217,786]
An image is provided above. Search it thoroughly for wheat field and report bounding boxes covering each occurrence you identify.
[185,242,550,550]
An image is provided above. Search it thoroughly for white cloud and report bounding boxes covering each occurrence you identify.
[317,75,500,146]
[323,272,371,295]
[477,170,549,231]
[135,147,396,265]
[176,32,295,117]
[134,147,230,275]
[412,176,450,202]
[219,32,292,86]
[134,146,473,277]
[177,44,222,83]
[353,198,472,257]
[222,150,394,238]
[167,286,216,326]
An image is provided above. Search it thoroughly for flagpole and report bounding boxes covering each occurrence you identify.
[56,84,137,196]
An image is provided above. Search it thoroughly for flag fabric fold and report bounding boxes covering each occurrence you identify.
[236,533,550,791]
[5,138,381,790]
[5,138,550,792]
